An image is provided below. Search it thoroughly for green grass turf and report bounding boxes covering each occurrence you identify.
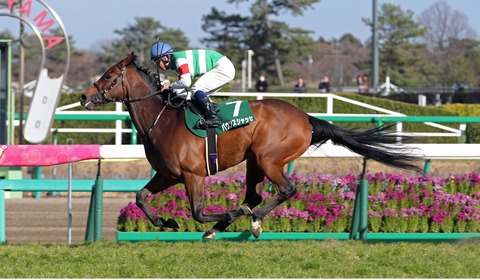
[1,240,479,278]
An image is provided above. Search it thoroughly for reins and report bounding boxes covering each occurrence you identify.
[122,90,162,104]
[144,105,167,138]
[93,62,162,105]
[142,90,187,139]
[93,60,188,140]
[93,61,185,108]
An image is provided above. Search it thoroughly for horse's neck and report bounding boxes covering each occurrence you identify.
[124,68,182,138]
[125,96,165,137]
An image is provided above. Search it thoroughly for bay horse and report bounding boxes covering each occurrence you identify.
[80,53,422,239]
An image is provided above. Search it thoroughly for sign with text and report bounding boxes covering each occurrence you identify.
[0,0,70,143]
[23,69,63,143]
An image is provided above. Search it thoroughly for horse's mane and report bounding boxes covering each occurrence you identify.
[130,55,161,89]
[129,54,183,107]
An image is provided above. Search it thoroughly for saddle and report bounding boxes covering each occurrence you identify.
[185,99,255,137]
[184,99,256,175]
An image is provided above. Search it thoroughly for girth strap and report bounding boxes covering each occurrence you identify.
[205,128,218,176]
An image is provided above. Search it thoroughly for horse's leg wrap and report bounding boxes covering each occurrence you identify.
[239,204,253,216]
[227,205,253,220]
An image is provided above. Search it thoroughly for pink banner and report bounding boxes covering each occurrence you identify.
[0,145,102,166]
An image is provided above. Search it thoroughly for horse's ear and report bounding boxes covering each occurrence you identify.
[123,52,136,66]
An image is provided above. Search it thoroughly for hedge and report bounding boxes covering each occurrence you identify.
[48,92,480,144]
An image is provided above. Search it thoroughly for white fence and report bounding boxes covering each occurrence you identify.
[52,93,469,144]
[100,144,480,161]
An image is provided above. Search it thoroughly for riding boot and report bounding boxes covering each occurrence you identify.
[198,96,221,128]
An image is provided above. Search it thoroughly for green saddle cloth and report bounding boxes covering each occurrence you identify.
[185,99,255,137]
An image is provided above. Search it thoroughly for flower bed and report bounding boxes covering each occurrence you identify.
[117,172,480,233]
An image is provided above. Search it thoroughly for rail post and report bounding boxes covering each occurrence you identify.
[131,125,138,144]
[85,159,103,242]
[287,162,294,176]
[67,139,75,245]
[349,182,361,240]
[423,159,431,175]
[93,160,103,242]
[358,159,369,240]
[0,189,5,244]
[33,166,42,199]
[85,187,95,242]
[349,158,369,240]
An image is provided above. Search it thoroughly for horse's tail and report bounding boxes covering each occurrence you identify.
[308,116,423,173]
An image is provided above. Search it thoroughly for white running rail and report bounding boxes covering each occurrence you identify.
[52,93,467,144]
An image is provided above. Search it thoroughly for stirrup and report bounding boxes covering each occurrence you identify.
[199,116,221,128]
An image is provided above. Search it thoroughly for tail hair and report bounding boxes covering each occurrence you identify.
[309,116,424,173]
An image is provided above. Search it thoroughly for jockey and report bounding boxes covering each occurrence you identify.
[150,42,236,128]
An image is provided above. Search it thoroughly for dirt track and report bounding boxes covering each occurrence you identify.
[5,197,133,244]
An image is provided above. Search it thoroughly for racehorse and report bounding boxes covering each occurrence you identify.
[80,53,423,239]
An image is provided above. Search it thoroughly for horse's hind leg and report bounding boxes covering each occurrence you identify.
[136,173,179,229]
[251,167,297,238]
[203,159,264,239]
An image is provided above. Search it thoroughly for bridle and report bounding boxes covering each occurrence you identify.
[92,64,127,105]
[90,59,186,139]
[91,61,163,105]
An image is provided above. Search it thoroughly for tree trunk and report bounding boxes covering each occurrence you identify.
[263,7,285,86]
[273,49,285,86]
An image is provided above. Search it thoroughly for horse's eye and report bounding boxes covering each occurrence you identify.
[105,74,112,80]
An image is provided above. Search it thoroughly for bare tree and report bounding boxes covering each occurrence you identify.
[67,52,105,89]
[419,1,478,51]
[290,35,369,89]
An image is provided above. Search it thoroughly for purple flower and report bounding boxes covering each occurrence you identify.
[202,205,228,215]
[226,192,238,203]
[384,208,398,217]
[117,171,480,233]
[369,210,383,218]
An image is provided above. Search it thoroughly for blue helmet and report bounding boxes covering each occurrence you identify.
[150,42,174,61]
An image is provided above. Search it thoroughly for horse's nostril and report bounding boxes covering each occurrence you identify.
[80,94,86,102]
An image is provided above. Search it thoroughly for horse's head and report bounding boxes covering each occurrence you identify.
[80,52,136,110]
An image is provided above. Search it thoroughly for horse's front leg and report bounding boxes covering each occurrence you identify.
[185,175,235,224]
[136,172,179,229]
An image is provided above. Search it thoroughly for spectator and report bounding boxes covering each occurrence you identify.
[294,78,307,93]
[255,75,268,92]
[318,76,331,92]
[362,74,369,94]
[357,75,365,94]
[453,80,465,94]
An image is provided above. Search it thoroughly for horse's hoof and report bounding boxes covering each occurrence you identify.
[202,230,217,239]
[166,218,180,229]
[251,220,262,239]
